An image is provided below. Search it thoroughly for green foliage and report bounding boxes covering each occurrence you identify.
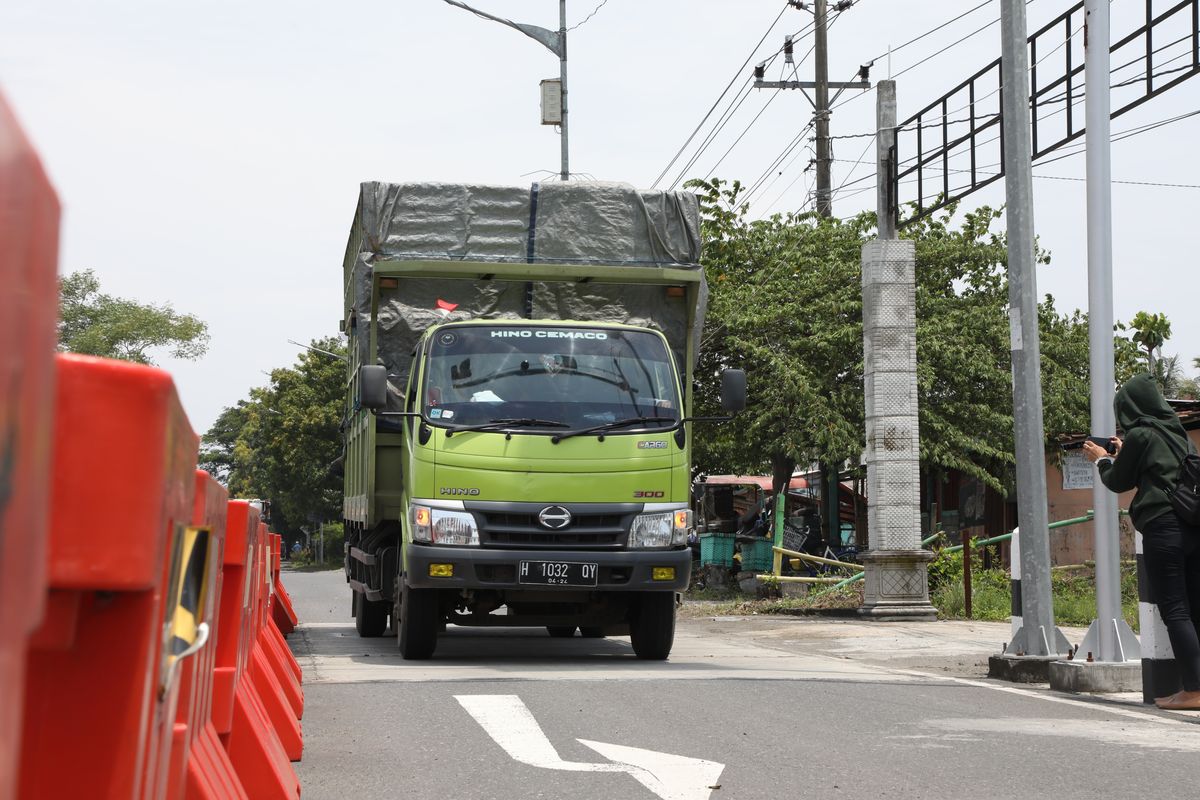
[200,338,346,539]
[58,269,209,364]
[688,181,1113,494]
[1129,310,1171,371]
[688,177,871,483]
[930,554,1140,629]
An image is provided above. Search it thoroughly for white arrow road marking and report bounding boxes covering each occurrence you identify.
[455,695,725,800]
[577,738,726,800]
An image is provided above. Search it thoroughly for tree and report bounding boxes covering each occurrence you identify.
[1129,310,1171,374]
[58,269,209,364]
[201,338,346,539]
[689,178,868,493]
[689,179,1116,495]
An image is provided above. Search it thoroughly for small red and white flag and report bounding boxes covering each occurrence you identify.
[435,298,458,318]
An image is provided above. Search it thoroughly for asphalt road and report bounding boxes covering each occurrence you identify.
[284,567,1200,800]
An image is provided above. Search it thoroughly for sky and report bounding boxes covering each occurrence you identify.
[3,0,1198,435]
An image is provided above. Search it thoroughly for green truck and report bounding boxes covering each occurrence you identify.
[340,182,744,660]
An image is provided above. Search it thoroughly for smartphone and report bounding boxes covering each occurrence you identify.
[1086,435,1117,454]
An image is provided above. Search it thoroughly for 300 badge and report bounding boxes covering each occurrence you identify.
[633,490,665,498]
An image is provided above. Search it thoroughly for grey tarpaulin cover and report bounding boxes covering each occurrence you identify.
[343,181,708,407]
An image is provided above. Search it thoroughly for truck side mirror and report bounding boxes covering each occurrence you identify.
[720,369,747,414]
[359,365,388,410]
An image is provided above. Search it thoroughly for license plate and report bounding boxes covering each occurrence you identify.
[518,560,599,587]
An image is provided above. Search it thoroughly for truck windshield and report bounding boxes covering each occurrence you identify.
[422,325,681,432]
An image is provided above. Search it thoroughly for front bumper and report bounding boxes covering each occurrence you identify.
[405,543,691,591]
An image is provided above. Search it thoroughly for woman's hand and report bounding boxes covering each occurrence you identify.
[1081,440,1108,462]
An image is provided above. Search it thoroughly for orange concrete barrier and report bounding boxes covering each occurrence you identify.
[19,355,200,799]
[0,88,60,800]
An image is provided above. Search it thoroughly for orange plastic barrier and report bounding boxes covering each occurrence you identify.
[167,470,248,800]
[0,88,60,800]
[246,524,303,760]
[19,354,199,799]
[271,534,299,636]
[217,503,300,799]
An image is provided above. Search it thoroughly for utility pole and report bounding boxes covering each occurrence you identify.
[756,1,866,218]
[754,0,865,548]
[813,0,832,216]
[999,0,1069,659]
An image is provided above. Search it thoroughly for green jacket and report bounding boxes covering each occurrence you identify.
[1096,373,1194,530]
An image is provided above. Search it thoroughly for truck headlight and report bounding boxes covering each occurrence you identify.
[410,505,479,546]
[629,509,691,548]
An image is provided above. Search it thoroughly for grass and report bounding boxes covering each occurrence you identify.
[682,582,863,617]
[929,557,1140,631]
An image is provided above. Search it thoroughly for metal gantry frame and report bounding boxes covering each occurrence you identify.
[892,0,1200,227]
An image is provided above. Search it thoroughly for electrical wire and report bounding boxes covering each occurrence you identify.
[567,0,610,31]
[708,10,850,197]
[862,0,994,66]
[677,16,827,189]
[651,2,794,188]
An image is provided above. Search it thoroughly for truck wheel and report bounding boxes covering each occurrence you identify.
[546,626,577,638]
[630,592,676,660]
[354,592,389,638]
[579,627,605,639]
[398,583,439,660]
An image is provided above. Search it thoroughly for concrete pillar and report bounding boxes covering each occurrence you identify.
[859,239,936,620]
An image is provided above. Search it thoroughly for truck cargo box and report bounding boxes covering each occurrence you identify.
[342,182,708,407]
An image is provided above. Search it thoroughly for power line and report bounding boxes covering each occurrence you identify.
[664,22,820,189]
[681,15,830,189]
[863,0,994,66]
[567,0,610,31]
[650,2,793,188]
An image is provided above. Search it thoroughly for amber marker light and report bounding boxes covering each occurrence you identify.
[414,507,431,526]
[652,567,676,581]
[428,563,454,578]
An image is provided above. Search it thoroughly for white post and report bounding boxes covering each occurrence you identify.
[1078,0,1139,664]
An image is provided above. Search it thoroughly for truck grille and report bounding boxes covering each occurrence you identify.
[465,502,640,549]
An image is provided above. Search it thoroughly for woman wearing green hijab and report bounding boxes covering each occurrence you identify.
[1082,373,1200,710]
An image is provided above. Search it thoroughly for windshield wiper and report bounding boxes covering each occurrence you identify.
[444,418,570,437]
[551,416,676,443]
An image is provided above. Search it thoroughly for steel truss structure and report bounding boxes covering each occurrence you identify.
[892,0,1200,227]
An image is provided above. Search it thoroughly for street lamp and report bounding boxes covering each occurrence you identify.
[442,0,570,181]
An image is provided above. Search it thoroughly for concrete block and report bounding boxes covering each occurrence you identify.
[1049,660,1142,694]
[988,654,1062,683]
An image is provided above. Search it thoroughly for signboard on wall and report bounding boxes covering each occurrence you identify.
[1061,451,1094,490]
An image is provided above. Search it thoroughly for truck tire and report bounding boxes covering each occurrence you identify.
[354,592,389,638]
[579,626,605,639]
[630,592,676,660]
[546,626,577,638]
[398,583,439,660]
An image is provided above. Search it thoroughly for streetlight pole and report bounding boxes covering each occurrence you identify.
[558,0,569,182]
[443,0,570,180]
